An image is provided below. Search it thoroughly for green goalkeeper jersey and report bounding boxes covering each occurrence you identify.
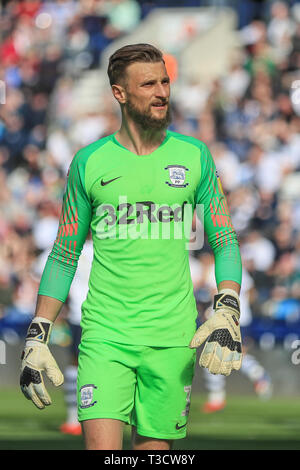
[38,130,242,346]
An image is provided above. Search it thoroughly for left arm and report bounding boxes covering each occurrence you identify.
[190,143,242,376]
[194,143,242,291]
[219,280,240,295]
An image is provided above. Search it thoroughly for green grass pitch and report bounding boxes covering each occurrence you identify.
[0,387,300,450]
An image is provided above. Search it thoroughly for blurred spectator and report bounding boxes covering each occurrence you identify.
[103,0,141,37]
[267,1,296,61]
[241,231,276,273]
[209,141,241,191]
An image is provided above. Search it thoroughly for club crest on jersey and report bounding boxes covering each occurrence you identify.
[165,165,189,188]
[80,384,97,409]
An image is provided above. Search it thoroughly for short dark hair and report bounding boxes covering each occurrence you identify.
[107,43,165,86]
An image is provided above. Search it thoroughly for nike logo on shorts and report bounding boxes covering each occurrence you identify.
[101,176,121,186]
[175,422,187,430]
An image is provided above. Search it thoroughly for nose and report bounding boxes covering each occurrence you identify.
[155,82,169,99]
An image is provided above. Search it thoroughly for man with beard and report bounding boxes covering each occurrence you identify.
[20,44,243,450]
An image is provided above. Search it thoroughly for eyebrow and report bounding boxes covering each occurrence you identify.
[140,76,170,86]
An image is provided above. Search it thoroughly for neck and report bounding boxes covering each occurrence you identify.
[115,116,167,156]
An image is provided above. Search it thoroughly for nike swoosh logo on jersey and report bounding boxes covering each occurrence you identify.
[101,176,121,186]
[175,422,187,430]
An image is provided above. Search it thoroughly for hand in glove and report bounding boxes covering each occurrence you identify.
[189,289,242,376]
[20,317,64,409]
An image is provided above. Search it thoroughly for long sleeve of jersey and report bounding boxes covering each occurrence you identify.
[38,150,92,302]
[195,143,242,287]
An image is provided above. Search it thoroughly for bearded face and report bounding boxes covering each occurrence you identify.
[115,61,172,133]
[125,95,172,131]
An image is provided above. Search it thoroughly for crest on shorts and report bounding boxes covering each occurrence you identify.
[165,165,189,188]
[80,384,97,408]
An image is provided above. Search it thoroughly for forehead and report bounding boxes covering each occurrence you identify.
[125,61,168,83]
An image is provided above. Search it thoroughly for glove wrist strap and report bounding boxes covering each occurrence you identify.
[213,289,240,318]
[26,317,53,344]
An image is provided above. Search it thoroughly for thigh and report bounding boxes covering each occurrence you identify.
[77,339,137,424]
[82,418,124,450]
[132,346,196,441]
[131,426,173,450]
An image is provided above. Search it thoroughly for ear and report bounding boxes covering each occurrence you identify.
[112,84,127,105]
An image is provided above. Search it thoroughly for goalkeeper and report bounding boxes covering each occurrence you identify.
[20,43,242,450]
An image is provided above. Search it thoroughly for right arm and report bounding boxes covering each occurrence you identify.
[20,150,92,409]
[33,295,64,323]
[37,149,92,309]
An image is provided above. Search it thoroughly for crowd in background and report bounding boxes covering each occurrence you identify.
[0,0,300,345]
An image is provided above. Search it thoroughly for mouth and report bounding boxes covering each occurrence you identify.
[151,102,168,110]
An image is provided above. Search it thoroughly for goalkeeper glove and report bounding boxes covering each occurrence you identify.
[189,288,242,376]
[20,317,64,409]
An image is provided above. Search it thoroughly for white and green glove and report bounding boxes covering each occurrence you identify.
[189,289,242,376]
[20,317,64,409]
